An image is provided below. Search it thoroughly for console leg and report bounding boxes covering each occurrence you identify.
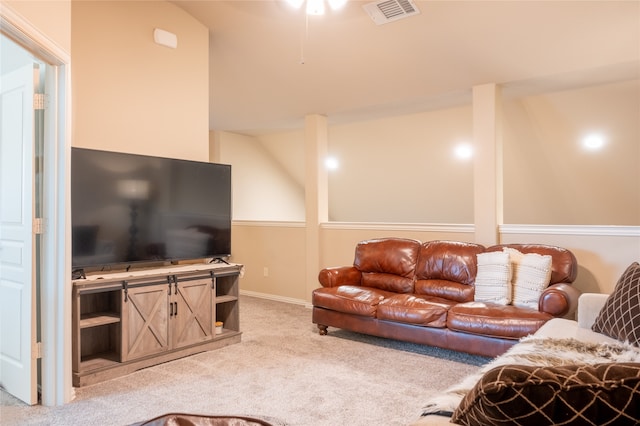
[317,324,328,336]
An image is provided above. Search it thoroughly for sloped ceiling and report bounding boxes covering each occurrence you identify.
[172,0,639,134]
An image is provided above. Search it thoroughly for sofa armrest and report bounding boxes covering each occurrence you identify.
[577,293,609,329]
[539,283,581,318]
[318,266,362,288]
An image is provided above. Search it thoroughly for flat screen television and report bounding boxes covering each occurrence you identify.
[71,148,232,271]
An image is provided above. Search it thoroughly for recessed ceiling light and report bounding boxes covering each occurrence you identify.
[325,156,339,170]
[582,133,606,151]
[454,143,473,160]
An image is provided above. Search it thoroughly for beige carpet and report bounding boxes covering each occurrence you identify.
[1,296,488,426]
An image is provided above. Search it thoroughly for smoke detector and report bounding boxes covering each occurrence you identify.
[363,0,420,25]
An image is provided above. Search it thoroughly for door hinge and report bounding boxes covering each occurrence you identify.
[34,342,43,359]
[33,93,47,110]
[33,218,44,234]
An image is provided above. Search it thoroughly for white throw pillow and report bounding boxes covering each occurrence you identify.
[504,247,553,309]
[474,251,512,305]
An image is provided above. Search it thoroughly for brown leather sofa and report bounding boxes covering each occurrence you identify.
[312,238,580,357]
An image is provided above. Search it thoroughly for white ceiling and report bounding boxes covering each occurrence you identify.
[172,0,639,135]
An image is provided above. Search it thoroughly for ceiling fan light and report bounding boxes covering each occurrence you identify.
[306,0,325,15]
[327,0,347,10]
[285,0,305,9]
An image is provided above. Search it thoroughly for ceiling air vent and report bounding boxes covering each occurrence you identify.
[363,0,420,25]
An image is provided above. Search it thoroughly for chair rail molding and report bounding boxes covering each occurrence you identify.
[499,224,640,237]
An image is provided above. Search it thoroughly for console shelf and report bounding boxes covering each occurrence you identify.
[72,263,242,387]
[216,295,237,304]
[79,312,121,328]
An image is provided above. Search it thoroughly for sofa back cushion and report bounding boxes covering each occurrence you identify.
[414,241,485,302]
[353,238,421,293]
[486,244,577,285]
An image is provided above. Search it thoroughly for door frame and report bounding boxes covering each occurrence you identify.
[1,4,72,406]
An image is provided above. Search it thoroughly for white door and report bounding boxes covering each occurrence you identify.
[0,61,37,404]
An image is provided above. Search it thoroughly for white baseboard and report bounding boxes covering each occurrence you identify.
[239,289,312,309]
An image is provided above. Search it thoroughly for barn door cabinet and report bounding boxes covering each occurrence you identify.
[72,263,242,387]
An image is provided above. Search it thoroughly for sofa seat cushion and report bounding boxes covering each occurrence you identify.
[535,318,622,345]
[447,302,552,339]
[376,294,456,327]
[312,286,396,317]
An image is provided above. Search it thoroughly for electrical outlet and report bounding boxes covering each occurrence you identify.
[263,267,269,277]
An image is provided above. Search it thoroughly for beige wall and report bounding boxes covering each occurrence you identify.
[225,81,638,227]
[231,222,307,302]
[215,130,305,221]
[217,106,475,224]
[71,0,209,161]
[258,130,306,189]
[503,79,640,225]
[499,230,640,295]
[4,1,71,53]
[328,106,474,222]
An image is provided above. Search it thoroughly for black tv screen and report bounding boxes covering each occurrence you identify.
[71,148,231,270]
